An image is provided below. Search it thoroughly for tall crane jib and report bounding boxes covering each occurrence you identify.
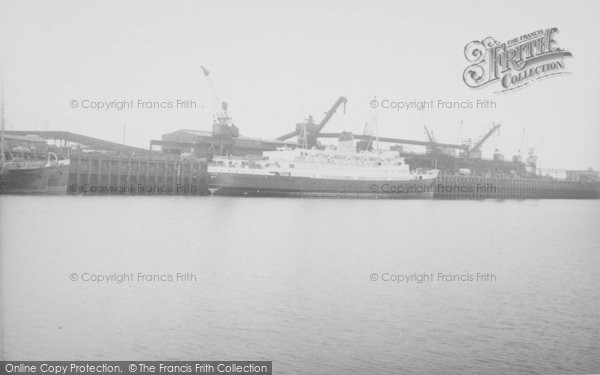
[277,96,347,149]
[468,123,501,159]
[423,125,438,154]
[201,66,239,139]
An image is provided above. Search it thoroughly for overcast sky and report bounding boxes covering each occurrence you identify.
[1,0,599,170]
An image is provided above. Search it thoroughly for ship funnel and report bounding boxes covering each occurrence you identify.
[338,132,355,154]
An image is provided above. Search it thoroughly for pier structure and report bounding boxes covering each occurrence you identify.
[5,130,153,156]
[68,153,208,195]
[435,175,600,199]
[4,130,209,195]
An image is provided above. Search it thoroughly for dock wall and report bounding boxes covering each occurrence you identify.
[435,175,600,199]
[67,154,209,195]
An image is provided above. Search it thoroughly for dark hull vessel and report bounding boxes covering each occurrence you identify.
[0,163,50,194]
[210,172,436,198]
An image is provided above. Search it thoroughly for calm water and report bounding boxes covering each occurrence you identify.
[1,196,599,374]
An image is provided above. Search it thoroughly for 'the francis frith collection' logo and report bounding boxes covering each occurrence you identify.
[463,28,572,92]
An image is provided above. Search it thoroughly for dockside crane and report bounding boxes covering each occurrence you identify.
[277,96,347,149]
[423,125,439,154]
[280,97,472,153]
[201,66,239,140]
[201,66,220,120]
[356,122,374,151]
[468,123,501,158]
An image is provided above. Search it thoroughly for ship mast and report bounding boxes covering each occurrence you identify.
[1,78,5,169]
[374,102,379,151]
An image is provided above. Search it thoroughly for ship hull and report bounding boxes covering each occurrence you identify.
[0,166,50,194]
[210,172,436,198]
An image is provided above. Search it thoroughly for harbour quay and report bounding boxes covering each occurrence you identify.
[2,130,210,196]
[67,153,209,196]
[435,175,600,199]
[3,121,600,199]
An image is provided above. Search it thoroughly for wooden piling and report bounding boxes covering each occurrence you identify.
[66,154,209,195]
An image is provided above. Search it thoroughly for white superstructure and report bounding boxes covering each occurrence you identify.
[209,147,438,181]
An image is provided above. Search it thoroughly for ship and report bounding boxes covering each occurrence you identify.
[0,159,51,194]
[0,144,70,195]
[208,137,439,198]
[0,88,70,195]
